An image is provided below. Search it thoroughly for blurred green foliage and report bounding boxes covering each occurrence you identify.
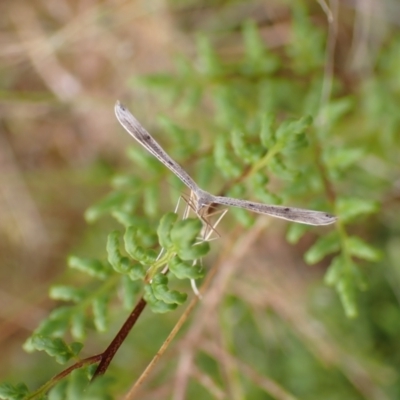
[2,1,400,399]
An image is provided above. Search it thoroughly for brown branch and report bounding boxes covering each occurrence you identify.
[27,354,102,399]
[92,297,147,379]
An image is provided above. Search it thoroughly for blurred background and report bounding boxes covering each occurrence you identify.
[1,0,400,399]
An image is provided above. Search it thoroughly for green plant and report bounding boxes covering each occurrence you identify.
[2,5,395,399]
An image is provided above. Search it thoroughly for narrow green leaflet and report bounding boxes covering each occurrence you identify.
[111,174,141,189]
[169,256,204,280]
[268,156,298,180]
[323,147,365,172]
[214,135,242,178]
[324,255,343,286]
[143,184,159,217]
[336,272,358,318]
[92,294,109,332]
[48,380,68,400]
[275,115,313,146]
[65,369,89,400]
[126,146,163,173]
[157,117,200,158]
[346,236,383,262]
[128,264,146,281]
[242,20,280,75]
[107,231,131,274]
[143,285,178,314]
[286,223,310,244]
[337,197,379,222]
[151,274,187,305]
[324,255,361,318]
[70,311,86,341]
[24,307,73,350]
[84,191,130,223]
[170,218,210,261]
[0,382,30,400]
[68,256,112,280]
[120,275,141,310]
[157,212,178,249]
[49,286,86,303]
[304,231,340,264]
[250,172,281,205]
[259,113,275,148]
[124,227,157,265]
[231,128,263,164]
[30,335,83,364]
[196,34,223,77]
[318,97,354,127]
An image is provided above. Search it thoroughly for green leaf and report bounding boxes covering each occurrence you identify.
[157,117,200,158]
[288,7,325,73]
[84,191,129,222]
[170,219,210,261]
[92,294,109,332]
[196,34,223,77]
[231,129,263,164]
[304,231,340,264]
[242,20,280,75]
[0,382,30,400]
[276,115,313,145]
[111,174,141,189]
[228,206,255,228]
[286,223,310,244]
[324,147,365,172]
[337,197,379,222]
[169,256,204,280]
[24,307,73,350]
[337,274,358,318]
[128,263,146,281]
[143,184,159,217]
[213,86,243,127]
[111,210,140,227]
[214,135,242,178]
[121,275,141,310]
[124,226,158,265]
[318,97,354,127]
[324,255,359,318]
[137,73,175,88]
[80,373,115,400]
[157,212,178,249]
[143,285,178,313]
[260,112,275,148]
[66,369,90,400]
[170,219,202,246]
[68,256,111,280]
[48,380,68,400]
[346,236,383,261]
[151,274,187,305]
[107,231,131,273]
[268,156,298,180]
[324,255,343,286]
[196,155,216,189]
[49,286,85,303]
[126,146,163,173]
[243,20,265,61]
[250,172,282,205]
[179,86,203,113]
[30,335,83,364]
[71,310,86,341]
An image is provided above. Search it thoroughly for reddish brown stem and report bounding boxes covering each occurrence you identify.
[92,297,147,379]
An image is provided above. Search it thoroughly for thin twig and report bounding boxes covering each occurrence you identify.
[92,297,147,379]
